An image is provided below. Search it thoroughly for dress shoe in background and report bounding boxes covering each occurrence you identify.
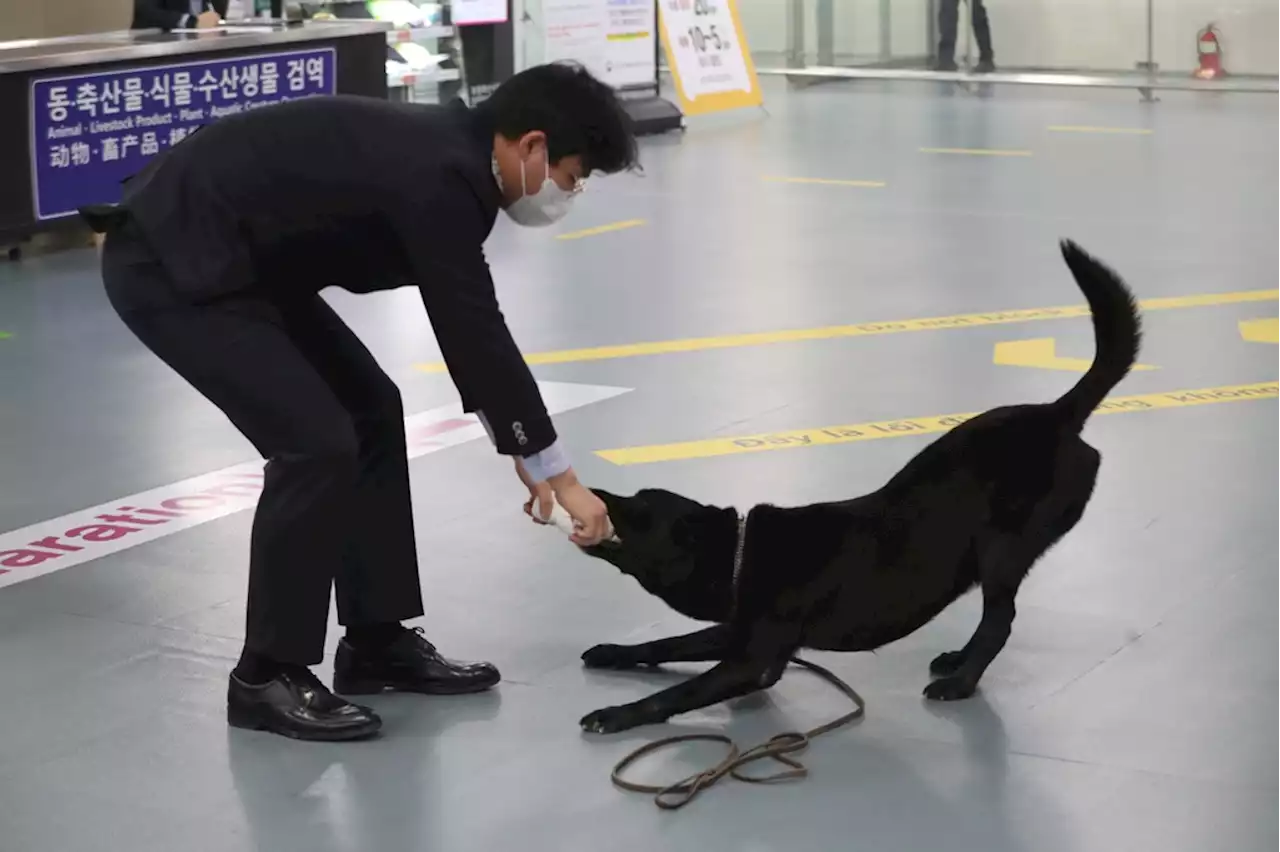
[333,627,501,696]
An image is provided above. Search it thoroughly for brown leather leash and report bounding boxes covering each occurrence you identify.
[608,657,866,811]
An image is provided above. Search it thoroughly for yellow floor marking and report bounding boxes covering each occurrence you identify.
[595,382,1279,466]
[1239,317,1278,344]
[994,337,1156,372]
[762,176,887,188]
[1048,125,1153,135]
[556,219,647,240]
[412,289,1279,374]
[919,147,1033,157]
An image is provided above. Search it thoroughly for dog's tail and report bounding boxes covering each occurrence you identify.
[1050,240,1143,432]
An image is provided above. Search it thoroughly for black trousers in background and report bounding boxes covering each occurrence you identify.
[100,222,425,665]
[938,0,994,63]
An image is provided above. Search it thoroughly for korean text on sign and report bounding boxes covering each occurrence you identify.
[29,48,336,220]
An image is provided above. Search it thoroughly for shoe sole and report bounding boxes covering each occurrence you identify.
[227,704,383,742]
[333,676,501,697]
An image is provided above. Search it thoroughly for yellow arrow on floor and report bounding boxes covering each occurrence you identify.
[993,338,1156,372]
[1239,318,1278,344]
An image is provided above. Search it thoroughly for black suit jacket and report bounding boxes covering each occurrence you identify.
[118,95,555,457]
[133,0,230,30]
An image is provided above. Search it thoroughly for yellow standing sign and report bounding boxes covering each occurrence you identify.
[657,0,762,116]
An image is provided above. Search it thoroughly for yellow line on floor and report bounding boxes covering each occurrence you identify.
[762,176,887,188]
[595,382,1279,466]
[556,219,646,240]
[919,146,1033,157]
[411,289,1279,373]
[1048,125,1153,135]
[993,337,1157,372]
[1239,317,1279,343]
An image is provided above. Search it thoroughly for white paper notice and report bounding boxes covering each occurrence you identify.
[659,0,754,100]
[454,0,508,26]
[542,0,657,90]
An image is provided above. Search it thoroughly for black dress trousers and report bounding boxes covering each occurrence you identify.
[937,0,994,63]
[100,221,425,665]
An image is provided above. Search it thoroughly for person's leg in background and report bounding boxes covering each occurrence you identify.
[935,0,995,72]
[99,222,382,741]
[267,294,501,696]
[934,0,961,71]
[970,0,996,72]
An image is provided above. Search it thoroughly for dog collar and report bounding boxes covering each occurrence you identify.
[731,511,748,599]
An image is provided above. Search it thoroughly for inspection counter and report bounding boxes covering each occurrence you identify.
[0,20,391,245]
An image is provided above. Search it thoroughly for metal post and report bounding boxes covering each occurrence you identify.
[1136,0,1158,101]
[1146,0,1155,70]
[879,0,891,63]
[816,0,834,67]
[926,0,937,64]
[786,0,806,69]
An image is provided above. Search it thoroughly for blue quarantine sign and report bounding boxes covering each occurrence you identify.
[28,47,337,220]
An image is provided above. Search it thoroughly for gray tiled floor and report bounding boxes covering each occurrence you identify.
[0,79,1276,851]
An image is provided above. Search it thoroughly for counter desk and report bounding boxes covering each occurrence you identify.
[0,20,390,247]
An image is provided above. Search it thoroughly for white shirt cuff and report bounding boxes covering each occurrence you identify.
[476,410,571,482]
[520,439,571,483]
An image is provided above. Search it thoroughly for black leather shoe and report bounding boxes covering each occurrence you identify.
[227,668,382,741]
[333,627,501,696]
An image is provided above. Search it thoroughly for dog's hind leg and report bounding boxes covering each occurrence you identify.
[929,638,978,679]
[581,624,735,670]
[924,580,1018,701]
[928,551,984,677]
[927,452,1098,700]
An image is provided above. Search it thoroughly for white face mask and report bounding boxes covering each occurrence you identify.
[498,152,578,228]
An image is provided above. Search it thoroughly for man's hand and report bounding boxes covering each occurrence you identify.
[515,458,554,523]
[548,469,611,546]
[196,10,221,27]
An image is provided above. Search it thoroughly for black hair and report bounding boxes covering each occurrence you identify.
[479,61,640,175]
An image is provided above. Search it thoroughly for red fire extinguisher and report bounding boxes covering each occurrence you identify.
[1193,24,1226,79]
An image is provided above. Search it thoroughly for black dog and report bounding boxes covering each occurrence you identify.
[575,240,1141,734]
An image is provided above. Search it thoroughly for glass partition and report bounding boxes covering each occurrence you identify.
[734,0,795,68]
[1151,0,1277,80]
[818,0,932,69]
[951,0,1151,75]
[735,0,1276,92]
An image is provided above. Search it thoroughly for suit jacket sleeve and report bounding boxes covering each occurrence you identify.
[400,167,556,457]
[133,0,190,29]
[133,0,229,30]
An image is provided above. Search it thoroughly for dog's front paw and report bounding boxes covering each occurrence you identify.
[580,704,647,734]
[581,643,646,670]
[923,676,977,702]
[929,650,967,677]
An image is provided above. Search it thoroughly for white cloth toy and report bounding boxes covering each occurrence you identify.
[545,500,580,538]
[531,497,618,542]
